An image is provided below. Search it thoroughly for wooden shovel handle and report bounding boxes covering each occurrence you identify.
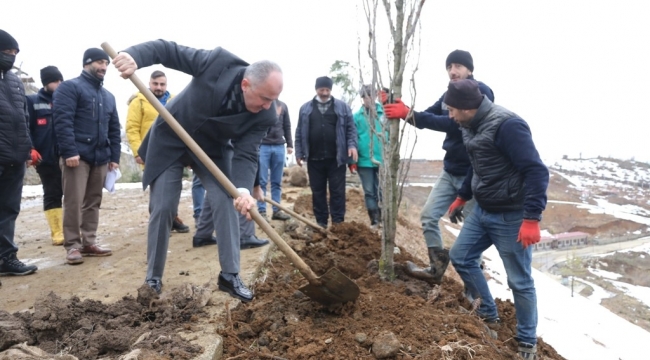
[265,197,328,235]
[101,42,321,285]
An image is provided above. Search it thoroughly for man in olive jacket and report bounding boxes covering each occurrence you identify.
[113,40,282,302]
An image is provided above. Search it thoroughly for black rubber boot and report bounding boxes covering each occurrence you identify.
[404,248,450,285]
[368,209,378,228]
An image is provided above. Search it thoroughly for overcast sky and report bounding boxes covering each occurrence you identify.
[5,0,648,163]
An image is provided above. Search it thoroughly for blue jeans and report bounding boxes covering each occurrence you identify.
[449,206,537,345]
[357,166,380,211]
[257,144,285,213]
[192,173,205,220]
[421,170,475,248]
[0,164,25,259]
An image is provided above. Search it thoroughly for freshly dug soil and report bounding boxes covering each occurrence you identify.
[1,284,204,359]
[221,222,566,359]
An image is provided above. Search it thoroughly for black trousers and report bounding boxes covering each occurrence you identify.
[307,158,346,225]
[0,163,25,258]
[36,163,63,210]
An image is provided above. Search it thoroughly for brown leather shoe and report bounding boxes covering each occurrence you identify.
[66,249,84,265]
[80,245,112,257]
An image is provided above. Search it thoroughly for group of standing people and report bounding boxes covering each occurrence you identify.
[1,27,546,358]
[1,30,117,278]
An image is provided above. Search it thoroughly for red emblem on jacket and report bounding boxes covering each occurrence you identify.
[37,118,47,125]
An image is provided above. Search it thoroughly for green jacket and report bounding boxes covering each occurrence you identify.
[353,102,385,167]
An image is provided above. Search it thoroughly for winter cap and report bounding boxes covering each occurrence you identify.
[315,76,333,90]
[446,49,473,72]
[40,66,63,86]
[82,48,110,66]
[0,30,19,53]
[443,79,483,110]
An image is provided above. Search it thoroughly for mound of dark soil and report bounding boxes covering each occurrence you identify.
[220,222,566,359]
[1,284,204,359]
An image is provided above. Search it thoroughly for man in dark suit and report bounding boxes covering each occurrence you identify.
[113,40,282,302]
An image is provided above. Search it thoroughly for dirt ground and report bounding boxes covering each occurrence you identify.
[220,194,565,359]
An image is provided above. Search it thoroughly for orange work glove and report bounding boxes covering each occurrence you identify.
[383,99,410,120]
[30,149,42,165]
[518,219,541,248]
[447,197,467,224]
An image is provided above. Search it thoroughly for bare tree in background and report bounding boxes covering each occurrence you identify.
[359,0,426,280]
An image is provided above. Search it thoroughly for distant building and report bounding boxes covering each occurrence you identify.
[535,231,590,251]
[12,65,39,95]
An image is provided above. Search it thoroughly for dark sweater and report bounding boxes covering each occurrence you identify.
[261,100,293,147]
[308,98,337,160]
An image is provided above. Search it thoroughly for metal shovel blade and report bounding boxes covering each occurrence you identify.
[298,268,360,306]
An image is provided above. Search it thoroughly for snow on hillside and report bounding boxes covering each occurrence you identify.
[549,157,650,191]
[548,158,650,230]
[484,243,650,360]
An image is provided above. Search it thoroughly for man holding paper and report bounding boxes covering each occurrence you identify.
[53,48,118,265]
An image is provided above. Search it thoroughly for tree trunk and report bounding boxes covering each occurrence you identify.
[378,0,406,281]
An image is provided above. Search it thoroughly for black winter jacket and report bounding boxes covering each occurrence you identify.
[26,89,58,166]
[53,71,121,166]
[0,69,31,165]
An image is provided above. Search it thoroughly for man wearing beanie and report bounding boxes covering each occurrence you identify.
[445,79,549,360]
[53,48,118,265]
[295,76,358,228]
[26,66,65,246]
[111,39,282,302]
[0,29,38,277]
[383,49,494,284]
[125,70,189,234]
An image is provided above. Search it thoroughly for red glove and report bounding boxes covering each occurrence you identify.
[380,90,389,104]
[383,99,410,120]
[518,219,541,248]
[31,149,42,165]
[348,163,358,174]
[447,197,467,224]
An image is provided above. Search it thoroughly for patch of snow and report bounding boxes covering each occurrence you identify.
[588,268,623,280]
[480,244,650,360]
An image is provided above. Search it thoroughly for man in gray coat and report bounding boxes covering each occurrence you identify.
[113,40,282,302]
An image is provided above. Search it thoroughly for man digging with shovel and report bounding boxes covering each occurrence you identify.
[112,40,282,302]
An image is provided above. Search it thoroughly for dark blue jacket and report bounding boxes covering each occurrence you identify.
[26,89,58,166]
[458,97,548,220]
[53,71,121,166]
[412,77,494,176]
[295,97,357,167]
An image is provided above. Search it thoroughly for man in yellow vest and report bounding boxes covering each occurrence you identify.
[126,70,189,233]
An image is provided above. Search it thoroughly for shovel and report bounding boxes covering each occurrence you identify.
[101,42,359,306]
[264,197,329,235]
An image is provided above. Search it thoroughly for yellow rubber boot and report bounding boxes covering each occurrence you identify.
[44,208,65,246]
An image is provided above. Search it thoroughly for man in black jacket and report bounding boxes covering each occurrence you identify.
[446,80,549,360]
[257,99,292,220]
[26,66,65,246]
[54,48,118,266]
[113,40,282,302]
[0,29,38,277]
